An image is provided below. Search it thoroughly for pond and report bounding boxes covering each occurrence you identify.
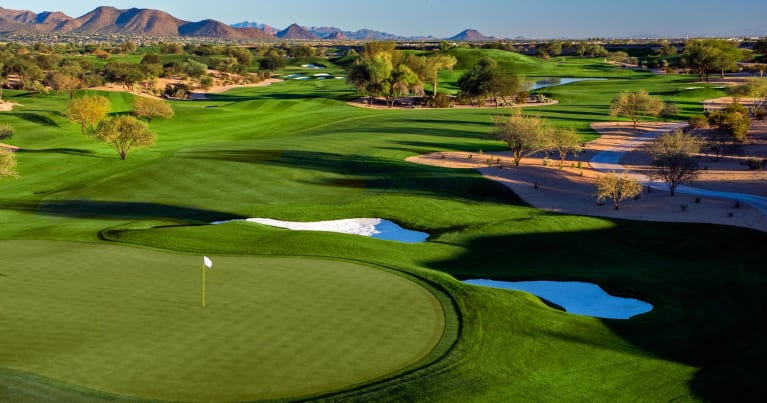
[463,279,652,319]
[530,77,607,90]
[211,218,428,243]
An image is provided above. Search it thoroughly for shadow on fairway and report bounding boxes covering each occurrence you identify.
[0,199,241,222]
[428,219,767,402]
[18,148,101,158]
[178,149,526,205]
[7,112,60,128]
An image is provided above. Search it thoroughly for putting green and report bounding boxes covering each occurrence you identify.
[0,241,446,401]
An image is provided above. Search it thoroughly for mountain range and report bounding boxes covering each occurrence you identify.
[0,6,493,41]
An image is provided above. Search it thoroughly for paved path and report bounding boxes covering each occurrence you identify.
[589,123,767,215]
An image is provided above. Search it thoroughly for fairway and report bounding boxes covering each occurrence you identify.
[0,241,446,401]
[2,43,766,401]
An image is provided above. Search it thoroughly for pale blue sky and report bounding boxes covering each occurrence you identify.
[3,0,766,38]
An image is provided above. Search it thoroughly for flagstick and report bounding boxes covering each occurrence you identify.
[202,263,206,308]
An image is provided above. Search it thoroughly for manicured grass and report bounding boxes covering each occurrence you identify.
[0,49,765,401]
[0,240,447,401]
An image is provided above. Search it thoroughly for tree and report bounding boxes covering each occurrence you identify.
[537,40,563,59]
[491,110,553,166]
[707,102,751,142]
[0,148,18,178]
[684,39,743,81]
[458,57,521,106]
[181,60,208,80]
[385,64,421,107]
[576,41,588,57]
[609,90,664,128]
[259,49,286,70]
[104,62,144,90]
[47,72,82,99]
[727,77,767,111]
[133,97,175,123]
[755,37,767,57]
[0,62,6,101]
[93,49,110,61]
[551,127,582,167]
[424,54,457,96]
[646,129,703,196]
[658,40,678,56]
[94,115,156,160]
[595,171,643,209]
[65,95,111,134]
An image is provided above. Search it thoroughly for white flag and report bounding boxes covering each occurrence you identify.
[203,256,213,269]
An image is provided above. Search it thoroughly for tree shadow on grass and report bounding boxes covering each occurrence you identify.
[7,112,60,128]
[0,199,242,222]
[178,149,526,205]
[18,148,101,158]
[428,219,767,402]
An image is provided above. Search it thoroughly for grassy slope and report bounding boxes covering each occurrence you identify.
[0,51,764,402]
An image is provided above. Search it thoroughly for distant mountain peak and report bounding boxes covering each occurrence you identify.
[448,29,494,41]
[276,23,318,40]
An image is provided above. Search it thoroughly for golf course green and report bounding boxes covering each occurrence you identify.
[0,241,447,401]
[1,50,766,401]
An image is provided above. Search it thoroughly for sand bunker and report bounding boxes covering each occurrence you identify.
[301,64,324,69]
[212,218,428,243]
[464,279,653,319]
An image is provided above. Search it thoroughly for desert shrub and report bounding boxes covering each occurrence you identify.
[745,157,765,171]
[428,93,451,108]
[689,115,710,129]
[0,123,14,139]
[164,83,191,99]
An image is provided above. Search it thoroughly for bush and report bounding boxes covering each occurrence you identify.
[83,74,105,88]
[164,83,191,99]
[688,115,709,129]
[745,157,765,171]
[0,123,14,140]
[427,93,451,108]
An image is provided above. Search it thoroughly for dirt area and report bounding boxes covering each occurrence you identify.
[89,68,282,100]
[0,101,20,111]
[614,121,767,196]
[408,121,767,232]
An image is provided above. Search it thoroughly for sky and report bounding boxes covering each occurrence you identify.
[3,0,766,39]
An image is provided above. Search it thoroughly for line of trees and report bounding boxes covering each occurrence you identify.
[64,94,173,159]
[346,42,457,107]
[491,110,582,166]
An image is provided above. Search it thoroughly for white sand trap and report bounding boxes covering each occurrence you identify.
[335,76,345,79]
[313,73,331,77]
[285,73,303,79]
[464,279,653,319]
[294,76,311,80]
[211,218,428,243]
[301,64,324,69]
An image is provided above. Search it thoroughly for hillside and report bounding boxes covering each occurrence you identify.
[0,6,270,39]
[448,29,494,41]
[276,23,318,40]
